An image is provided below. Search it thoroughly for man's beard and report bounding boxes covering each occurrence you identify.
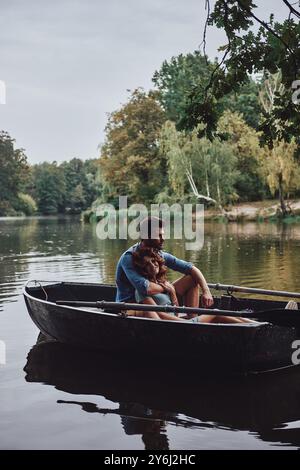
[143,239,163,250]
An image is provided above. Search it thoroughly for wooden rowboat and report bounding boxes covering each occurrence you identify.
[23,281,300,374]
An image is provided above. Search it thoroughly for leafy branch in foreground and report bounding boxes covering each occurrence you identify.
[188,0,300,144]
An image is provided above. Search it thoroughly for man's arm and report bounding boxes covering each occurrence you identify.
[162,252,193,275]
[147,282,165,295]
[121,253,165,296]
[121,253,149,297]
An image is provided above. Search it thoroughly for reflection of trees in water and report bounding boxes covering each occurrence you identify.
[165,222,300,296]
[0,218,39,309]
[1,217,300,310]
[24,336,300,449]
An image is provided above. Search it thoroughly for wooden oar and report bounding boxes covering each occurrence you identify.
[208,283,300,299]
[56,300,300,328]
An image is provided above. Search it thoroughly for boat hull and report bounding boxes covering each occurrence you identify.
[24,282,300,374]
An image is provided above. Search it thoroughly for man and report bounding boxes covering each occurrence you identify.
[115,216,213,313]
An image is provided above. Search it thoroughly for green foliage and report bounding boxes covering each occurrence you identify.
[152,51,216,129]
[217,110,269,201]
[82,159,103,207]
[159,121,239,206]
[220,79,261,129]
[15,193,37,216]
[2,5,300,219]
[60,158,101,213]
[153,51,261,133]
[28,158,101,215]
[32,162,66,214]
[99,88,166,204]
[68,183,86,213]
[187,1,300,145]
[0,131,102,216]
[259,139,300,207]
[0,131,29,215]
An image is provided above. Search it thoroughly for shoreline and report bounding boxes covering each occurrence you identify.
[1,199,300,223]
[82,199,300,223]
[203,199,300,222]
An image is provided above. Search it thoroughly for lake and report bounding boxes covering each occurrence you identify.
[1,216,300,450]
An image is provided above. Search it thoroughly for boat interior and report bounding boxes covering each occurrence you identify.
[25,281,291,314]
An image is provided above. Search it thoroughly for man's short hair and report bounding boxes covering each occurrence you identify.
[139,216,164,240]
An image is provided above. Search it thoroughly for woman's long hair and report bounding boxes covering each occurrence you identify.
[132,246,167,282]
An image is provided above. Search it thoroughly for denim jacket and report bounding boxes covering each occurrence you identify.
[115,243,193,302]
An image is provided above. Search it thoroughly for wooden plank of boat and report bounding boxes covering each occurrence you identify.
[23,281,300,374]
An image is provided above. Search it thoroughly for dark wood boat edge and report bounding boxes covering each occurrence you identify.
[23,283,266,328]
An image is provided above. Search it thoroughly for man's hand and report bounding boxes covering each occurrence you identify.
[159,281,179,307]
[201,290,214,308]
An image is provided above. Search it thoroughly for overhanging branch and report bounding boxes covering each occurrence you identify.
[282,0,300,19]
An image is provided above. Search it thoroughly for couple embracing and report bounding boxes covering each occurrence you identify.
[115,216,252,324]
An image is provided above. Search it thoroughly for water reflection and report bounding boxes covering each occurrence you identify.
[58,400,171,450]
[1,217,300,312]
[24,334,300,449]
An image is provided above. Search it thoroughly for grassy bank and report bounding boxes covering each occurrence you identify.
[205,199,300,222]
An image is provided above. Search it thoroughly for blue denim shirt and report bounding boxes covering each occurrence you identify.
[115,243,193,302]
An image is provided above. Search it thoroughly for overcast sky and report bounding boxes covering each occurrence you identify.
[0,0,291,163]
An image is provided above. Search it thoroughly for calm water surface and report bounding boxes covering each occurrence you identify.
[0,216,300,449]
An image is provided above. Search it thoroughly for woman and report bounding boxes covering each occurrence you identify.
[131,246,256,324]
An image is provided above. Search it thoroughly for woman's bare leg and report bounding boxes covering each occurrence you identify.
[138,297,163,319]
[126,298,160,319]
[197,315,257,324]
[140,297,185,321]
[172,275,200,319]
[172,275,199,307]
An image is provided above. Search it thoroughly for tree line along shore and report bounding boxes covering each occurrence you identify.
[1,50,300,220]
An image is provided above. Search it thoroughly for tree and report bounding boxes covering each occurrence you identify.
[259,139,300,215]
[219,78,261,129]
[99,89,166,204]
[82,159,103,207]
[58,158,102,212]
[152,51,216,128]
[33,162,66,214]
[14,193,37,216]
[0,131,29,215]
[68,183,86,213]
[61,158,87,212]
[256,71,300,214]
[61,158,85,202]
[153,51,261,132]
[159,121,239,210]
[217,110,268,200]
[187,1,300,145]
